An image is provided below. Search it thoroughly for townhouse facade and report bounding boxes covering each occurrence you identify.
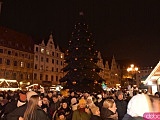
[33,34,65,85]
[0,27,34,86]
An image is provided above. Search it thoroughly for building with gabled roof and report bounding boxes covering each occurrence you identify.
[0,27,34,85]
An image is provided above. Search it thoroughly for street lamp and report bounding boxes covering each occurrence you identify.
[127,64,138,87]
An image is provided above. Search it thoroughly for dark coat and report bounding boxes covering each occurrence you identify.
[100,107,117,120]
[90,115,102,120]
[6,103,27,120]
[115,99,127,120]
[122,114,144,120]
[24,107,50,120]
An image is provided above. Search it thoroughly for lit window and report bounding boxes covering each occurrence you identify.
[46,50,49,55]
[60,54,63,58]
[41,48,44,53]
[20,62,24,67]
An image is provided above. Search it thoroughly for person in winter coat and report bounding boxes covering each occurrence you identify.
[72,98,91,120]
[6,91,38,120]
[20,95,49,120]
[54,100,72,120]
[101,99,118,120]
[90,106,102,120]
[115,91,127,120]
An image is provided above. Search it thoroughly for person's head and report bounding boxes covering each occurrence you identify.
[19,92,27,102]
[91,106,100,116]
[78,98,87,109]
[127,93,152,117]
[70,91,75,96]
[26,91,37,101]
[42,97,48,105]
[87,96,93,104]
[155,92,160,98]
[103,99,117,113]
[116,91,123,100]
[97,94,102,99]
[29,95,42,107]
[57,110,66,120]
[62,102,68,109]
[52,95,59,103]
[47,92,53,98]
[23,95,42,120]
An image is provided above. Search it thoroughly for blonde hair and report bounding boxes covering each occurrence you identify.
[103,99,115,108]
[23,95,39,120]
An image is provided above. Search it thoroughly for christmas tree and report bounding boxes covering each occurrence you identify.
[60,12,104,93]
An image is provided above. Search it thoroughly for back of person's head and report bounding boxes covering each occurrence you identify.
[24,95,39,120]
[103,99,114,108]
[26,91,37,101]
[127,93,152,117]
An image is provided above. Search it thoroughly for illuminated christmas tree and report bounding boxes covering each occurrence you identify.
[60,12,103,93]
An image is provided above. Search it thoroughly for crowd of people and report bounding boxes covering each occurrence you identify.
[0,89,159,120]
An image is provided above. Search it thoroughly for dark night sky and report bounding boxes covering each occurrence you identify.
[1,0,160,67]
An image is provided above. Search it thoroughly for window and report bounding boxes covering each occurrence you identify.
[60,54,63,58]
[35,64,37,69]
[36,47,38,52]
[35,55,38,61]
[8,51,11,55]
[41,48,44,53]
[20,62,24,67]
[34,73,37,80]
[15,52,18,56]
[40,74,43,80]
[57,53,59,57]
[0,49,3,53]
[61,61,63,66]
[27,74,30,79]
[14,61,17,66]
[56,76,58,82]
[6,59,10,65]
[13,73,16,79]
[56,68,58,72]
[40,65,43,70]
[46,58,49,63]
[27,63,30,68]
[41,57,43,62]
[0,58,2,64]
[52,52,54,56]
[20,74,23,79]
[51,75,54,81]
[56,60,58,65]
[45,75,48,81]
[46,50,49,55]
[52,67,54,72]
[46,66,48,71]
[52,59,54,64]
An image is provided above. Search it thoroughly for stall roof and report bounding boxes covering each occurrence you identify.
[145,61,160,84]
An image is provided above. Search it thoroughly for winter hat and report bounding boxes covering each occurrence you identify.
[57,110,65,117]
[71,97,77,105]
[91,106,99,115]
[78,98,87,105]
[26,91,37,101]
[127,93,152,117]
